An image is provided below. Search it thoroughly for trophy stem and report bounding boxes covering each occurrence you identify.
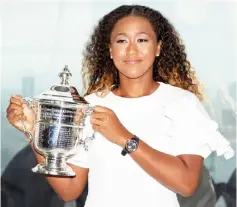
[32,153,76,177]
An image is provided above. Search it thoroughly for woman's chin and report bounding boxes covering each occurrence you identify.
[122,72,145,80]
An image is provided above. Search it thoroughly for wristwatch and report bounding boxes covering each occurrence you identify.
[121,135,140,156]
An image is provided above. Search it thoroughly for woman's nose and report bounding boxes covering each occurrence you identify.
[126,43,138,56]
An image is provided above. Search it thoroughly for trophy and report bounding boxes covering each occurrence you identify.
[21,65,94,177]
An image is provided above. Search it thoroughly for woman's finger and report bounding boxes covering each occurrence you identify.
[91,124,100,132]
[90,117,102,126]
[6,113,23,124]
[6,103,23,114]
[91,111,104,120]
[10,95,23,106]
[7,109,24,119]
[93,105,108,113]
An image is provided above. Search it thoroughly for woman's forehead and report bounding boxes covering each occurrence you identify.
[111,16,156,37]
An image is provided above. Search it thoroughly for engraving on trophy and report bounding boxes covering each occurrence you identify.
[40,105,76,123]
[38,124,77,149]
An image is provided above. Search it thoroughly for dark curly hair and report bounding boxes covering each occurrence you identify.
[82,5,203,100]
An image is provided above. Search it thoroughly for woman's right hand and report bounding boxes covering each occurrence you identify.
[6,95,36,134]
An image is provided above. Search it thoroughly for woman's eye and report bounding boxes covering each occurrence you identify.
[116,39,127,43]
[137,39,148,43]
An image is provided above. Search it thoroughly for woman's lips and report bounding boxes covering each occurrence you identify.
[124,59,142,64]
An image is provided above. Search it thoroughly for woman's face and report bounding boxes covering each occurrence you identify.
[110,16,160,80]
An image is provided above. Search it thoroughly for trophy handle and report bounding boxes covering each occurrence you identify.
[20,120,33,142]
[82,133,95,151]
[77,105,95,151]
[20,97,35,141]
[82,105,94,116]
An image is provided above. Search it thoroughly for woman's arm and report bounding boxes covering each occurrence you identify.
[118,138,203,197]
[91,106,204,197]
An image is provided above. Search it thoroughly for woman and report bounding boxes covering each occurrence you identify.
[6,5,234,207]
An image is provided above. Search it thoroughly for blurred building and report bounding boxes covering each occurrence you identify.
[22,76,35,97]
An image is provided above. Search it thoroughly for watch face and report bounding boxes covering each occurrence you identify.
[126,140,138,152]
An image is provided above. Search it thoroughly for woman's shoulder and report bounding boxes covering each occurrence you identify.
[161,82,199,106]
[161,83,209,119]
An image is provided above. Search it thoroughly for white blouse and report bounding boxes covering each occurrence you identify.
[67,82,234,207]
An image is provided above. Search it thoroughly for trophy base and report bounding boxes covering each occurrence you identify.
[32,155,76,177]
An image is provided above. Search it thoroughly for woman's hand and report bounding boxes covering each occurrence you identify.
[6,95,36,134]
[91,106,133,147]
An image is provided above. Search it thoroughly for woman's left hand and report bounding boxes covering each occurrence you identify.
[90,105,133,146]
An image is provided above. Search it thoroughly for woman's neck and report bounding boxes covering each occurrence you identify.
[113,80,159,98]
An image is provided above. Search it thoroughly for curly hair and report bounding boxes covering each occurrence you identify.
[82,5,203,100]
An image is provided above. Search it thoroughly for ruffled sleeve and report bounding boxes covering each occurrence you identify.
[163,92,235,160]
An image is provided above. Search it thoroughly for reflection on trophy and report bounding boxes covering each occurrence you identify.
[21,65,93,177]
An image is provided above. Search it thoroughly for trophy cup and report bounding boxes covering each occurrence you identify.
[21,65,93,177]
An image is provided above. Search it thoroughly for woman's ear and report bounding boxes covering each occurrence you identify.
[109,45,113,59]
[156,40,162,56]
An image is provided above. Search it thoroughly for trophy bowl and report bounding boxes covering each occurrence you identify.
[21,66,93,177]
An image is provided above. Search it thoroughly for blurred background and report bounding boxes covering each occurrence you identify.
[1,1,236,207]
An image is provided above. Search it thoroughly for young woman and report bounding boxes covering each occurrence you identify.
[6,5,234,207]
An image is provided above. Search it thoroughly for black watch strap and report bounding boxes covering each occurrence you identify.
[121,147,128,156]
[121,135,140,156]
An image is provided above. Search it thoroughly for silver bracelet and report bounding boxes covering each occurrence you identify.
[20,120,33,143]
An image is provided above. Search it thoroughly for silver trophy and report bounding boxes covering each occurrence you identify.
[21,65,94,177]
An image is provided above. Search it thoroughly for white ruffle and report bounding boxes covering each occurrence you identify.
[162,94,235,160]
